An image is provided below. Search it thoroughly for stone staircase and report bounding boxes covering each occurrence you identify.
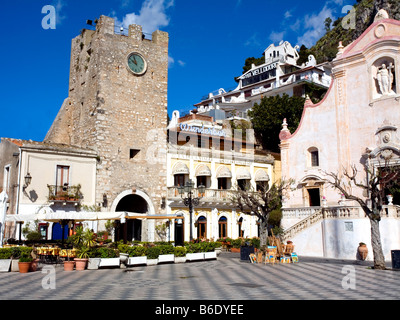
[280,205,400,241]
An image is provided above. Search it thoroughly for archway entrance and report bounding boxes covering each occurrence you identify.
[115,194,148,242]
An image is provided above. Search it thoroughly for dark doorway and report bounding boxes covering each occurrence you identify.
[174,219,184,247]
[115,194,148,242]
[307,188,321,207]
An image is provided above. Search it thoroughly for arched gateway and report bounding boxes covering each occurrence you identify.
[110,189,156,242]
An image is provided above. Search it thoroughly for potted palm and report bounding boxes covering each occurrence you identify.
[71,227,97,271]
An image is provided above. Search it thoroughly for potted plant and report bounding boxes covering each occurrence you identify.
[185,243,204,261]
[97,247,120,267]
[11,247,32,272]
[146,246,160,266]
[231,239,243,253]
[18,253,33,273]
[174,246,187,264]
[70,227,97,271]
[127,245,147,266]
[0,248,12,272]
[157,244,175,264]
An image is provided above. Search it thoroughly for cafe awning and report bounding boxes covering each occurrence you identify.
[216,166,232,178]
[236,167,251,180]
[172,162,190,175]
[5,212,183,223]
[195,164,211,177]
[255,169,270,182]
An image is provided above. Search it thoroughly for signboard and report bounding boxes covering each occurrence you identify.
[238,63,278,80]
[179,124,227,138]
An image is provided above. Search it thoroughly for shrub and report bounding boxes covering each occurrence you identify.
[147,246,160,259]
[158,245,174,255]
[96,247,118,258]
[0,248,12,259]
[174,247,187,257]
[11,247,32,259]
[127,246,147,257]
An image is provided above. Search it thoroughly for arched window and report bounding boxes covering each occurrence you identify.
[197,216,207,239]
[218,216,227,238]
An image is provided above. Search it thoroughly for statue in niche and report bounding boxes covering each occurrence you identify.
[375,63,394,95]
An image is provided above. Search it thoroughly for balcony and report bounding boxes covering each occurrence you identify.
[47,184,82,204]
[167,187,234,207]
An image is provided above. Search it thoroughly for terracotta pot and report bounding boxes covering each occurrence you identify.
[64,261,75,271]
[358,245,368,261]
[74,258,88,271]
[231,248,240,253]
[29,259,39,272]
[18,262,31,273]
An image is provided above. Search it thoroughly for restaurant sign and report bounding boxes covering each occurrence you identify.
[179,124,227,138]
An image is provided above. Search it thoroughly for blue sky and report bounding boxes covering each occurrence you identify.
[1,0,356,142]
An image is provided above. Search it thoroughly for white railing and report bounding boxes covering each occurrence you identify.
[281,205,400,240]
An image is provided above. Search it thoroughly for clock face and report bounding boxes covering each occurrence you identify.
[127,53,147,75]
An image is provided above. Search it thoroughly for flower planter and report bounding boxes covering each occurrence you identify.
[128,256,147,266]
[186,252,204,261]
[99,258,120,268]
[11,260,19,272]
[158,254,175,264]
[231,248,240,253]
[0,260,11,272]
[18,262,31,273]
[204,251,217,260]
[146,259,158,266]
[88,258,101,270]
[174,256,187,264]
[64,261,75,271]
[75,258,88,271]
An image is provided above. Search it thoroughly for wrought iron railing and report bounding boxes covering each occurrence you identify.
[47,184,82,202]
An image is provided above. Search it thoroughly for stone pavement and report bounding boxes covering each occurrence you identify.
[0,252,399,301]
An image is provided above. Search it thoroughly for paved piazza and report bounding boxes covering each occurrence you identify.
[0,253,399,301]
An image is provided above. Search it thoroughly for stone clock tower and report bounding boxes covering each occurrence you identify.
[45,16,169,240]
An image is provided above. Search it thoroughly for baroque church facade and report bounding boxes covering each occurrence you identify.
[279,10,400,260]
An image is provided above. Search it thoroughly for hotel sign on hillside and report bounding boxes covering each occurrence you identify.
[238,62,278,80]
[179,124,227,138]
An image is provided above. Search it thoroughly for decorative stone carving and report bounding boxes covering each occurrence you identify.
[372,58,396,99]
[376,63,395,95]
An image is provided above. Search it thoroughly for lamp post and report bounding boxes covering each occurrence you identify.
[178,180,205,242]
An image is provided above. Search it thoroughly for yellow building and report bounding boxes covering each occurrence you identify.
[167,111,280,242]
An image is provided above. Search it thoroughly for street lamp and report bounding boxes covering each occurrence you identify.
[178,179,205,241]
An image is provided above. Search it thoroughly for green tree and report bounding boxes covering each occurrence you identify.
[248,93,305,152]
[324,17,332,32]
